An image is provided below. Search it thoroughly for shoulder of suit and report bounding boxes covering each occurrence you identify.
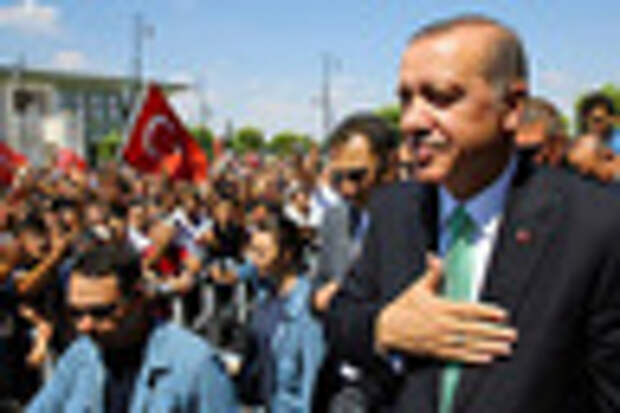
[536,166,620,232]
[368,181,424,214]
[538,166,620,204]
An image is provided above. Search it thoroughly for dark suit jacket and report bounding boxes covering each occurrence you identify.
[325,160,620,412]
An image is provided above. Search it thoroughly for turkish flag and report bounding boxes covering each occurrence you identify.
[56,148,87,174]
[0,142,27,186]
[123,84,208,182]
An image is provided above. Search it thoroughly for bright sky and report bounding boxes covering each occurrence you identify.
[0,0,618,139]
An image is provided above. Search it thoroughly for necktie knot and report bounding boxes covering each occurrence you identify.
[447,205,476,246]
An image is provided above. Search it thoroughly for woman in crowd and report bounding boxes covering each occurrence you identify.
[237,211,325,413]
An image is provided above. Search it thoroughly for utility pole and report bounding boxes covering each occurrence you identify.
[11,54,27,156]
[195,75,211,129]
[319,52,340,140]
[129,12,154,113]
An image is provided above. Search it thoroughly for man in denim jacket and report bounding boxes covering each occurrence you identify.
[28,245,237,413]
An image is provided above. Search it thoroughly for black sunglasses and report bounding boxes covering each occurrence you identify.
[590,116,607,124]
[331,168,369,187]
[67,303,120,321]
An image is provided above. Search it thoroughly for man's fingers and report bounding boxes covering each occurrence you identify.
[418,253,443,291]
[454,320,518,343]
[443,300,509,322]
[464,339,513,357]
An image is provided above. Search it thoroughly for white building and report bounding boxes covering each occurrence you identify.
[0,65,187,165]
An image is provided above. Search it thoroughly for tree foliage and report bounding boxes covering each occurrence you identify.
[375,104,401,129]
[268,131,313,156]
[97,130,123,162]
[190,126,215,158]
[232,126,265,154]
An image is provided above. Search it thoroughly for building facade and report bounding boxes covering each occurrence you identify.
[0,65,186,165]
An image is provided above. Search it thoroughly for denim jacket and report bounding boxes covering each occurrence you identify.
[243,276,325,413]
[27,322,238,413]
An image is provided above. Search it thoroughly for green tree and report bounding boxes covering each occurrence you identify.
[268,131,313,156]
[375,104,401,129]
[97,130,123,162]
[232,126,265,153]
[574,83,620,132]
[191,126,215,159]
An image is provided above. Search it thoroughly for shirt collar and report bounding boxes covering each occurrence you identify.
[440,156,518,235]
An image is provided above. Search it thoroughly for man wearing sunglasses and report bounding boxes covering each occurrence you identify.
[28,245,237,413]
[579,93,620,152]
[312,113,397,412]
[570,93,620,181]
[314,113,396,313]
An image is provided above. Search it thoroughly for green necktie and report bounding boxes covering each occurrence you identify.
[439,205,477,413]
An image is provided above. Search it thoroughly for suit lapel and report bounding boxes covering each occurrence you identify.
[454,162,567,410]
[394,184,440,413]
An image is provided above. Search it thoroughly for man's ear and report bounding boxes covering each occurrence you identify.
[502,79,529,133]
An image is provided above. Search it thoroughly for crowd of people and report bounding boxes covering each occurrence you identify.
[1,13,620,413]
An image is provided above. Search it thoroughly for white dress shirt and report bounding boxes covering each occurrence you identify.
[438,157,518,301]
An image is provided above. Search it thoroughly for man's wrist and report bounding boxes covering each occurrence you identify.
[374,308,389,356]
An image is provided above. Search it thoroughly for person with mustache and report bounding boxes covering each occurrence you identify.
[325,15,620,412]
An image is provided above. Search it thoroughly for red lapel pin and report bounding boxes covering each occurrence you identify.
[515,228,532,244]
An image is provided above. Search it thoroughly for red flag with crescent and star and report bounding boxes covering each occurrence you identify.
[0,141,28,186]
[122,84,208,182]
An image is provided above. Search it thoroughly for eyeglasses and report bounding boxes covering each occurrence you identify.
[67,303,120,321]
[331,168,369,187]
[589,116,607,124]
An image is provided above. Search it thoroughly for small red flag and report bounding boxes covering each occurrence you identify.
[123,84,208,182]
[0,142,27,186]
[56,147,87,174]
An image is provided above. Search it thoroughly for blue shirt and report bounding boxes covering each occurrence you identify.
[609,128,620,155]
[27,322,238,413]
[240,276,325,413]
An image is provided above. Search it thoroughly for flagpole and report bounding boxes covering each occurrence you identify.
[117,84,151,162]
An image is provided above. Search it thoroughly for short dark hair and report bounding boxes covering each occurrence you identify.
[16,213,47,236]
[520,96,565,137]
[71,245,142,297]
[109,202,128,220]
[409,15,528,85]
[578,92,616,133]
[51,197,79,212]
[327,112,398,175]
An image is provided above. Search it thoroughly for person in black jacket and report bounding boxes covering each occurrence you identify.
[326,14,620,412]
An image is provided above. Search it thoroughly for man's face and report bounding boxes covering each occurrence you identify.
[586,105,613,137]
[20,230,47,260]
[67,273,134,349]
[292,190,309,211]
[60,207,79,229]
[399,27,515,187]
[329,134,378,207]
[86,205,105,227]
[108,216,126,242]
[128,205,146,229]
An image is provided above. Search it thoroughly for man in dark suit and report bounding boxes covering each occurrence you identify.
[326,15,620,412]
[314,113,397,312]
[312,114,397,412]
